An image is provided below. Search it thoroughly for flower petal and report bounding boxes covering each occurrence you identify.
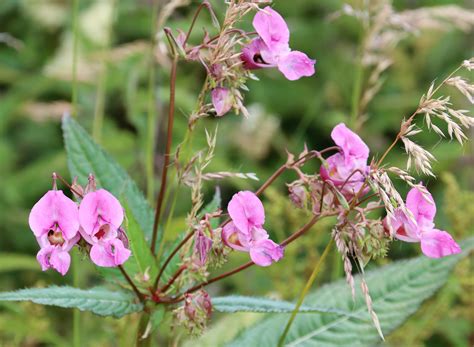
[37,246,71,276]
[253,7,290,48]
[331,123,369,160]
[406,186,436,225]
[277,50,315,81]
[241,38,276,69]
[420,229,461,258]
[222,222,250,252]
[29,190,79,240]
[90,239,131,267]
[249,239,284,267]
[49,249,71,276]
[79,189,124,235]
[227,191,265,234]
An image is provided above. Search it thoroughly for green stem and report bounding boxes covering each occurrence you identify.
[72,251,81,347]
[145,0,160,202]
[136,312,152,347]
[92,0,116,142]
[278,239,334,347]
[71,0,80,117]
[350,49,364,130]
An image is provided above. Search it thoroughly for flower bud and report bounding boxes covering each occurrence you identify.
[288,182,307,208]
[211,87,233,117]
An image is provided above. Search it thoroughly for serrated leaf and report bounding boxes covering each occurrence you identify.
[199,187,222,229]
[0,286,143,318]
[62,115,155,243]
[212,296,361,318]
[227,238,474,347]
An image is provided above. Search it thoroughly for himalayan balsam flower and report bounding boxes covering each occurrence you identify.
[211,87,233,117]
[241,7,316,81]
[79,189,131,267]
[28,190,80,275]
[222,191,283,266]
[384,185,461,258]
[320,123,370,198]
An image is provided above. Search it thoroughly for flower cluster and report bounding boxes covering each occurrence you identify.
[241,6,316,80]
[320,123,370,198]
[384,185,461,258]
[28,174,130,275]
[222,191,283,266]
[208,7,316,116]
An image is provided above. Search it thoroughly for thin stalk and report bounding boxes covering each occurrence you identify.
[72,251,81,347]
[71,0,80,117]
[277,239,334,347]
[151,56,179,255]
[153,230,194,290]
[118,265,145,302]
[350,45,364,130]
[92,0,116,142]
[145,0,160,202]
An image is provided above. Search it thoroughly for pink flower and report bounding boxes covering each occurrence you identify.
[241,7,315,81]
[385,186,461,258]
[79,189,130,267]
[29,190,80,275]
[211,87,233,116]
[222,191,283,266]
[320,123,370,198]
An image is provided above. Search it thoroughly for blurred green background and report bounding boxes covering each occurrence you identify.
[0,0,472,346]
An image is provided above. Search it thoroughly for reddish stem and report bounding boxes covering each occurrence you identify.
[151,56,179,255]
[159,265,187,294]
[119,265,145,302]
[153,230,194,290]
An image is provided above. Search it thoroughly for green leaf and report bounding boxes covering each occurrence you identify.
[0,286,143,318]
[62,115,154,242]
[0,253,40,272]
[212,296,361,318]
[123,201,158,281]
[227,237,474,347]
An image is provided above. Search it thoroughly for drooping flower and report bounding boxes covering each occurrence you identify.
[222,191,283,266]
[241,7,315,81]
[320,123,370,198]
[79,188,130,267]
[211,87,233,117]
[384,185,461,258]
[28,190,80,275]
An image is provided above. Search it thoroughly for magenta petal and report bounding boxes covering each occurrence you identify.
[331,123,369,160]
[49,249,71,276]
[420,229,461,258]
[387,209,420,242]
[253,7,290,47]
[222,222,249,252]
[227,191,265,233]
[29,190,79,240]
[211,87,233,117]
[241,38,275,70]
[79,189,124,235]
[277,51,315,81]
[406,186,436,225]
[90,239,130,267]
[249,239,284,266]
[37,247,71,275]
